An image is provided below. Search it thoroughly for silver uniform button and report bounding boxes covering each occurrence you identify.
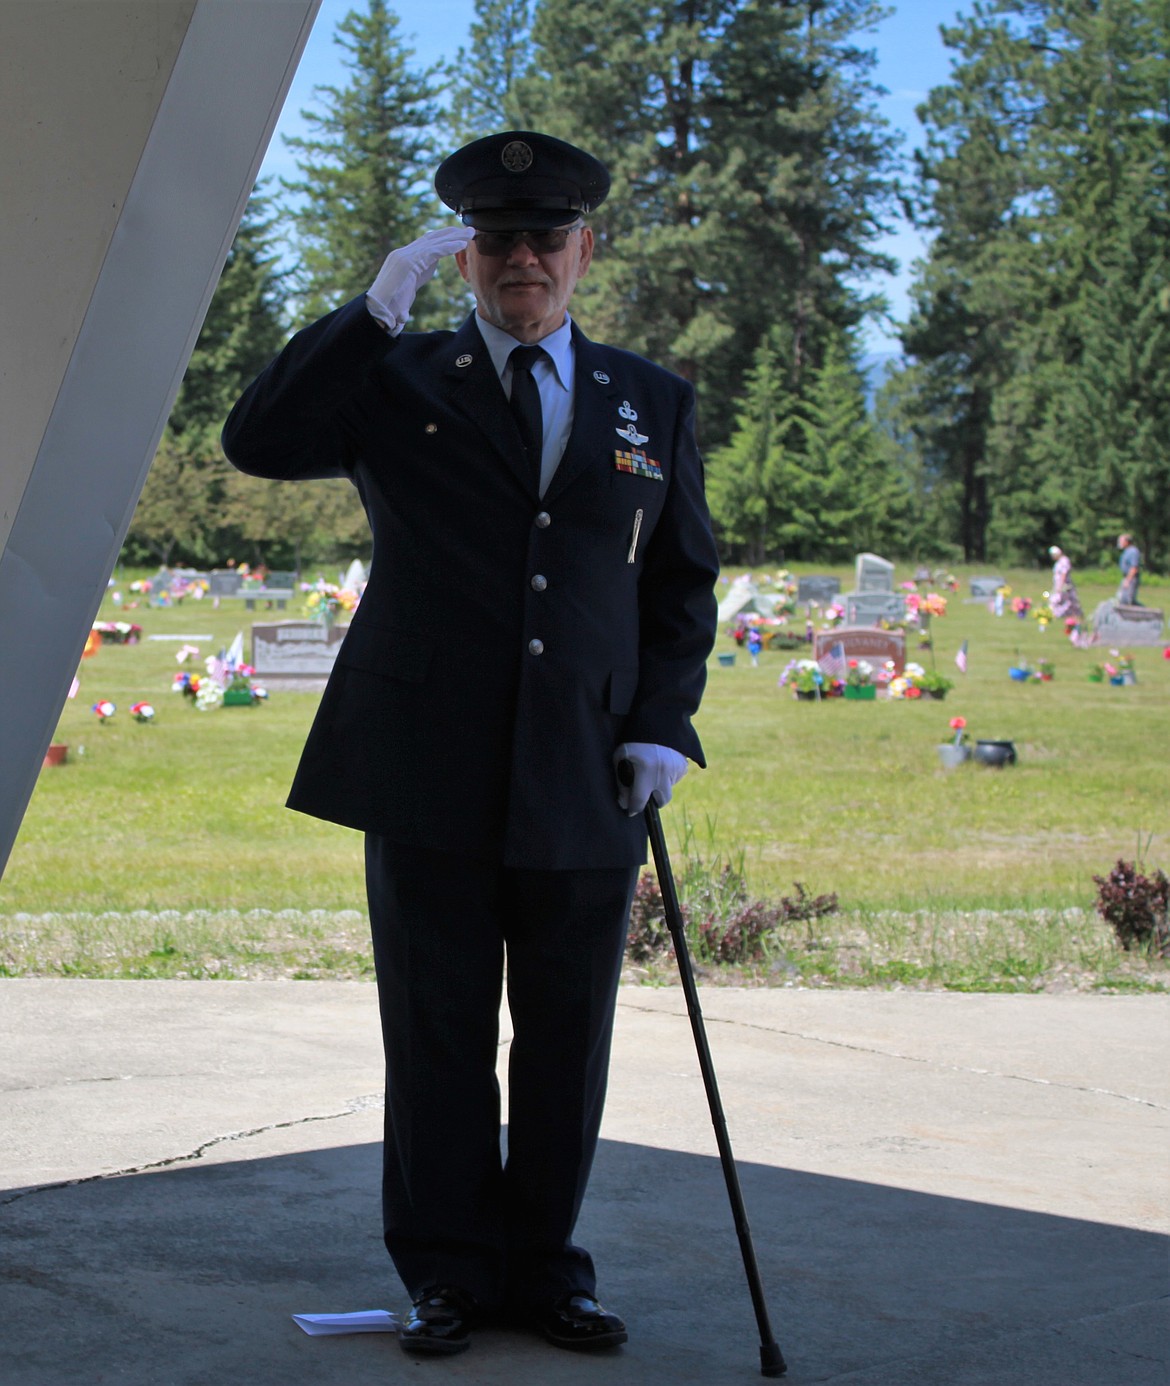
[528,638,545,656]
[530,574,548,592]
[535,511,551,528]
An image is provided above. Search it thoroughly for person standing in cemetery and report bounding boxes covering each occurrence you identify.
[222,130,719,1360]
[1047,545,1084,631]
[1117,533,1142,605]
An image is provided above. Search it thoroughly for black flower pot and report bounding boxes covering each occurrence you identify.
[974,739,1017,767]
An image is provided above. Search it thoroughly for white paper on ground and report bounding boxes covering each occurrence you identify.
[292,1310,400,1336]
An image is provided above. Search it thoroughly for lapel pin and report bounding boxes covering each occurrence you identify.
[456,354,473,368]
[593,370,611,384]
[425,423,438,434]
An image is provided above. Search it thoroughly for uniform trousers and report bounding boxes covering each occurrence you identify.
[364,833,638,1311]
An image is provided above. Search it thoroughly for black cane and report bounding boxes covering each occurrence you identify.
[620,761,787,1378]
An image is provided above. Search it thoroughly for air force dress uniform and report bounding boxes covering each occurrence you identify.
[222,130,719,1342]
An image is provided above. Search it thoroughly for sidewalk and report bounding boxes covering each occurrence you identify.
[2,981,1167,1384]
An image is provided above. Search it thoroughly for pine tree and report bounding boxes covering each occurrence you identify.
[513,0,899,449]
[282,0,443,323]
[705,331,798,563]
[127,188,289,566]
[444,0,534,141]
[899,0,1168,567]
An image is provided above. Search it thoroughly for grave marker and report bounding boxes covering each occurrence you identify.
[814,626,906,675]
[797,575,841,605]
[855,552,895,593]
[1090,601,1164,647]
[251,621,348,680]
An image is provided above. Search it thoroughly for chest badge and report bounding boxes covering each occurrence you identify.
[593,370,611,384]
[616,422,650,447]
[619,400,638,421]
[456,354,473,368]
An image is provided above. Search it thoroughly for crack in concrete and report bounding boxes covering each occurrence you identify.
[622,1002,1166,1110]
[0,1091,384,1209]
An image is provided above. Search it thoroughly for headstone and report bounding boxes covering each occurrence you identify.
[797,575,841,605]
[251,621,348,680]
[814,626,906,676]
[844,591,905,626]
[855,552,895,593]
[1090,600,1164,647]
[243,570,296,610]
[208,569,242,597]
[969,575,1005,600]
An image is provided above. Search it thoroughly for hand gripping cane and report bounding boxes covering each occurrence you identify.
[619,761,787,1378]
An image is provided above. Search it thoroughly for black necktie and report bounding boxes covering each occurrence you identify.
[508,345,545,486]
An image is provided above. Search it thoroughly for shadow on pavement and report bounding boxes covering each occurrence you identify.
[3,1135,1166,1385]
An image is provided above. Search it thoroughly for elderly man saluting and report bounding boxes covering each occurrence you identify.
[222,131,719,1359]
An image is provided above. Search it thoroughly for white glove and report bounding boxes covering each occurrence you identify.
[366,225,475,334]
[614,742,689,817]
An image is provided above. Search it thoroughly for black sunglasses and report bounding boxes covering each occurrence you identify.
[472,227,579,257]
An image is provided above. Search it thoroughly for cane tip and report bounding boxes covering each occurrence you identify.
[760,1341,787,1377]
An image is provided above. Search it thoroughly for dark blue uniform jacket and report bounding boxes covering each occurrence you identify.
[222,300,719,870]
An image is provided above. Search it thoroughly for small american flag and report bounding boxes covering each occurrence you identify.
[819,641,848,683]
[955,640,968,674]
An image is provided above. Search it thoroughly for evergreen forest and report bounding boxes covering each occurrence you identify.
[123,0,1167,577]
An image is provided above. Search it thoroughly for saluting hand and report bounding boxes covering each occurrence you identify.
[367,225,476,334]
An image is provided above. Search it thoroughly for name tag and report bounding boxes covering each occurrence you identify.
[614,449,663,480]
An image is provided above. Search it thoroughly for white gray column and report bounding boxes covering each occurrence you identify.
[0,0,321,876]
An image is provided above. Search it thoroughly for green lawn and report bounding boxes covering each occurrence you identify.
[2,563,1167,988]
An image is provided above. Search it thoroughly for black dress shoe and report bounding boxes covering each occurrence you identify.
[529,1294,628,1351]
[398,1286,477,1356]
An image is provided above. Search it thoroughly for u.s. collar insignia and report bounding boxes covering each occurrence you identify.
[593,370,611,384]
[616,422,649,447]
[456,354,473,368]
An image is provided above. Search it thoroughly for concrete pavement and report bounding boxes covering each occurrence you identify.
[1,980,1167,1384]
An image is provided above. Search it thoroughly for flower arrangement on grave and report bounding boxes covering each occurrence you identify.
[766,569,798,618]
[92,620,143,645]
[130,701,155,722]
[173,670,222,711]
[778,658,824,695]
[1011,595,1032,618]
[910,667,954,697]
[948,716,969,747]
[1036,658,1054,681]
[846,659,874,688]
[820,601,845,628]
[91,699,116,721]
[301,579,361,626]
[1031,601,1053,631]
[238,563,267,591]
[1102,651,1136,685]
[887,663,925,699]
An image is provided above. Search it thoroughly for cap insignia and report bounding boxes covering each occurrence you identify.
[501,140,534,173]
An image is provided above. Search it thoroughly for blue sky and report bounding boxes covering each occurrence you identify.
[262,0,968,352]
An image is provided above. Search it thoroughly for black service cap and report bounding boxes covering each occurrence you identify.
[435,130,610,230]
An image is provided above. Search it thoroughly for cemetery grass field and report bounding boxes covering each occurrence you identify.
[2,564,1167,992]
